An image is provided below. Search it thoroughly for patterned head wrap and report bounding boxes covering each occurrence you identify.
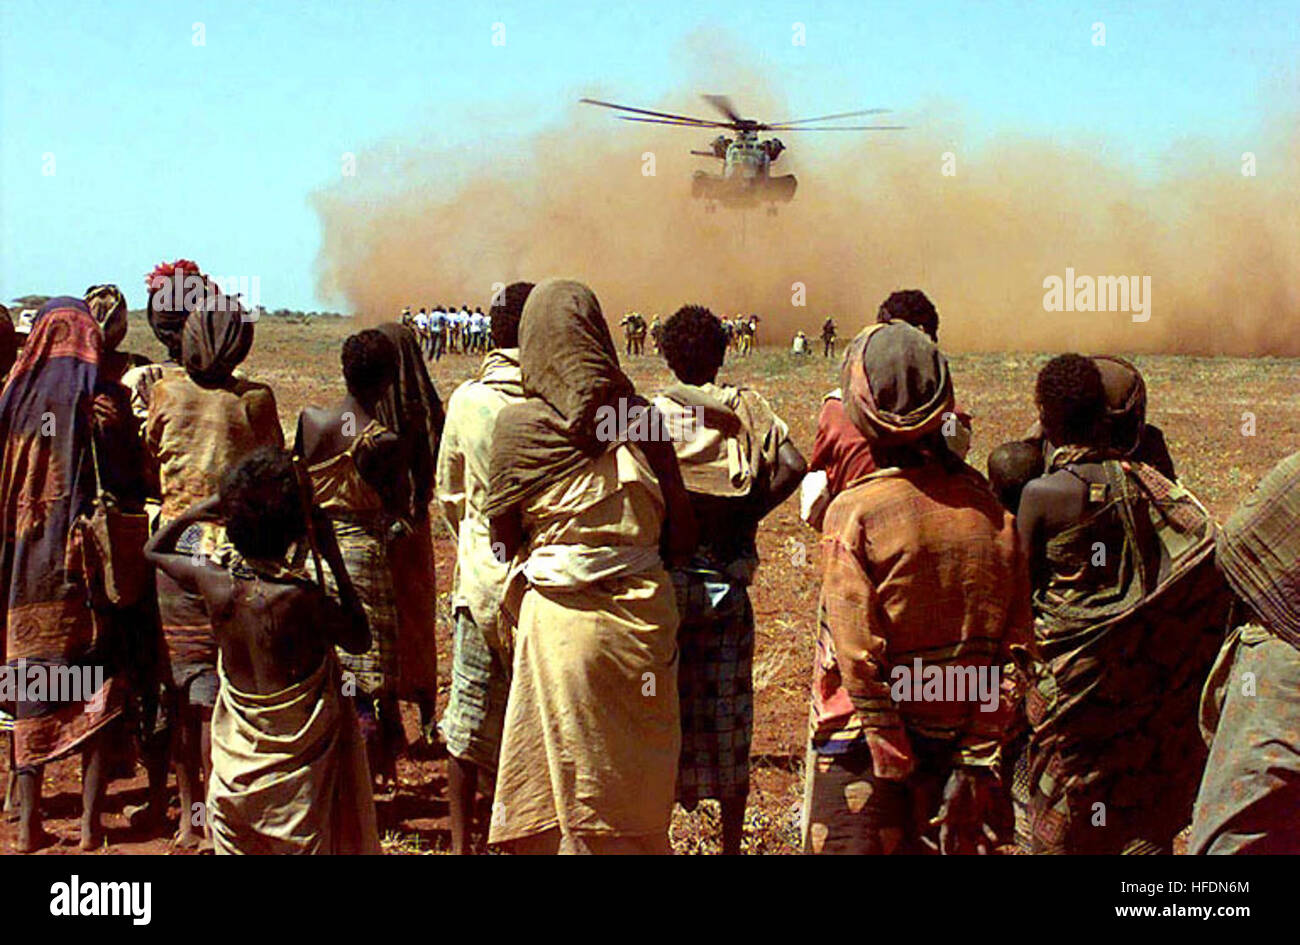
[839,321,954,445]
[1092,355,1147,454]
[84,283,129,352]
[181,291,253,386]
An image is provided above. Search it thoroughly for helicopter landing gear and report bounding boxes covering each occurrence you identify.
[765,205,779,217]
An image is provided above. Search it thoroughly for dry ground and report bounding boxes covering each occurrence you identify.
[3,316,1296,855]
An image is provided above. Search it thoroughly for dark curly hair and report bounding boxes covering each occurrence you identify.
[489,281,534,349]
[219,446,306,561]
[341,329,398,399]
[1035,353,1106,446]
[877,289,940,341]
[661,305,726,385]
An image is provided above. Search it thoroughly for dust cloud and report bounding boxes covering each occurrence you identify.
[311,60,1297,356]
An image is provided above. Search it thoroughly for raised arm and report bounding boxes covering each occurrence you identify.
[627,398,697,566]
[296,466,370,655]
[144,494,225,595]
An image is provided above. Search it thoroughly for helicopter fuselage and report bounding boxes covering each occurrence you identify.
[693,131,796,207]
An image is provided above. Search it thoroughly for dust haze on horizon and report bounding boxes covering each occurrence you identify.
[311,50,1298,357]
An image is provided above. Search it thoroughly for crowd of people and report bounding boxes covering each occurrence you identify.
[400,304,492,361]
[621,311,764,359]
[0,271,1295,856]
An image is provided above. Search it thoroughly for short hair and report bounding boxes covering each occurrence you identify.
[877,290,940,341]
[661,305,726,385]
[1036,353,1106,446]
[490,281,534,349]
[987,440,1045,514]
[219,446,306,561]
[341,329,398,398]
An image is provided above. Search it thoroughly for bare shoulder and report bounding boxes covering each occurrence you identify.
[1022,467,1082,499]
[299,404,334,428]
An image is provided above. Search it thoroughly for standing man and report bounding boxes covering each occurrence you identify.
[653,305,806,854]
[804,323,1031,855]
[437,282,533,854]
[429,306,445,361]
[736,317,752,357]
[821,316,837,358]
[457,305,472,354]
[414,308,430,359]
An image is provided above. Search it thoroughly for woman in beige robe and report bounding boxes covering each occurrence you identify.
[484,279,696,854]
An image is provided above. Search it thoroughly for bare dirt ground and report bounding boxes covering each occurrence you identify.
[4,316,1297,855]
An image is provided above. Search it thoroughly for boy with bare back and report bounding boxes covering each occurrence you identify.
[145,446,381,854]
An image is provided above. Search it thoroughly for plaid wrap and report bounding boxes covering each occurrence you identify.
[1026,459,1232,854]
[321,520,398,696]
[1216,450,1300,651]
[673,571,754,805]
[439,610,510,771]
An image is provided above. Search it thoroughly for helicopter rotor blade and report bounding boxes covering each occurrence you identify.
[579,98,722,126]
[773,125,908,131]
[767,108,892,127]
[701,94,745,124]
[615,116,732,128]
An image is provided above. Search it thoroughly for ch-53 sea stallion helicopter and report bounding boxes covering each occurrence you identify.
[580,93,904,214]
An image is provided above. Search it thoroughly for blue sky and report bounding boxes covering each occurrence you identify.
[2,0,1295,310]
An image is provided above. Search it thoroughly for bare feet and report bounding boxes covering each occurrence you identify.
[124,801,168,833]
[17,823,56,853]
[79,824,104,851]
[173,826,203,850]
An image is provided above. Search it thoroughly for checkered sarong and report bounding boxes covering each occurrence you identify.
[321,521,398,696]
[439,611,510,771]
[673,571,754,806]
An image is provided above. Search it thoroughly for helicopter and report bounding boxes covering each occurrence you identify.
[579,94,904,214]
